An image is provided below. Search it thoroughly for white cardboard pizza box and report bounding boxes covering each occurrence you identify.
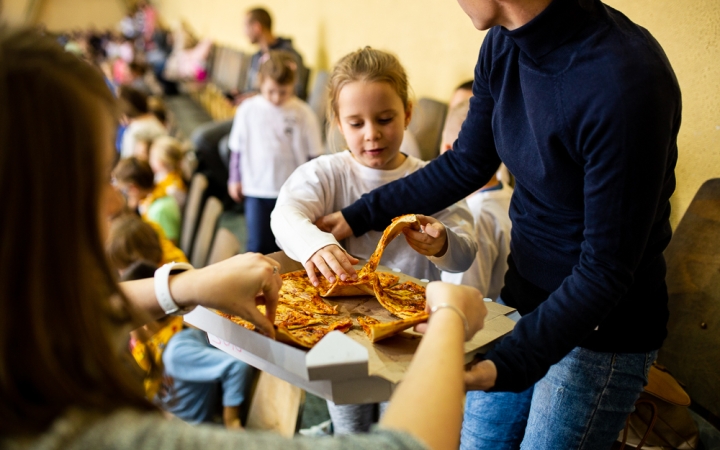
[184,251,516,404]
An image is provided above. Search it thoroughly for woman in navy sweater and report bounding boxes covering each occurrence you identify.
[316,0,681,448]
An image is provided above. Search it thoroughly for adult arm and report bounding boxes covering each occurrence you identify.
[380,282,487,450]
[119,253,281,338]
[340,53,501,237]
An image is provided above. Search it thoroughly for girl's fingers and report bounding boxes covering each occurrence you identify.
[329,247,358,280]
[245,305,276,339]
[304,261,320,286]
[312,255,336,284]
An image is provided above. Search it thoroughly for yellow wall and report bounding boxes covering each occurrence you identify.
[36,0,719,227]
[34,0,127,31]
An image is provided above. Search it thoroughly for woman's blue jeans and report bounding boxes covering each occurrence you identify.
[461,347,657,450]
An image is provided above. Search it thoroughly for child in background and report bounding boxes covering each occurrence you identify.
[119,85,167,159]
[228,50,323,254]
[271,47,477,434]
[113,157,181,243]
[108,217,253,429]
[149,136,187,211]
[439,99,513,301]
[106,213,188,268]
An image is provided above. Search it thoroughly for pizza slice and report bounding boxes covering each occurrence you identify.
[373,278,427,319]
[258,304,325,330]
[358,214,420,277]
[214,310,256,330]
[317,269,400,298]
[357,313,430,343]
[276,317,354,349]
[280,270,339,314]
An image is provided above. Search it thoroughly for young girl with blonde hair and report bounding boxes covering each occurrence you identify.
[270,47,478,434]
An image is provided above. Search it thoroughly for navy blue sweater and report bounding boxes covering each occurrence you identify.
[342,0,681,391]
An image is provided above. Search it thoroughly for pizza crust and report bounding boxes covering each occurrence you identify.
[357,313,430,343]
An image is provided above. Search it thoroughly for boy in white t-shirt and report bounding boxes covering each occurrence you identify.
[227,51,323,254]
[439,98,513,301]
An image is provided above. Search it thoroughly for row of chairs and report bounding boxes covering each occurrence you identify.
[180,172,240,268]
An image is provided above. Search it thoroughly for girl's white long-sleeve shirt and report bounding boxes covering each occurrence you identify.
[271,151,477,281]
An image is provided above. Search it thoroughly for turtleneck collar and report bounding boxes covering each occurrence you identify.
[500,0,598,62]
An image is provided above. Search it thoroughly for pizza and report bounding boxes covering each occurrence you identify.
[279,270,339,315]
[317,214,417,297]
[213,308,352,349]
[277,318,354,349]
[358,214,420,277]
[373,279,427,319]
[357,313,430,343]
[258,304,325,330]
[317,270,400,297]
[213,214,428,349]
[216,311,255,330]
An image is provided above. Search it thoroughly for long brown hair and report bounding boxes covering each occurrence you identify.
[0,26,155,436]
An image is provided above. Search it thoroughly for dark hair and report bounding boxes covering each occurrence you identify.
[119,84,149,118]
[107,214,164,270]
[113,156,155,190]
[259,50,296,86]
[0,26,155,436]
[456,80,473,92]
[120,260,159,282]
[247,7,272,31]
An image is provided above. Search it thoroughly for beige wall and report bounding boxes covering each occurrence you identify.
[34,0,127,31]
[121,0,720,226]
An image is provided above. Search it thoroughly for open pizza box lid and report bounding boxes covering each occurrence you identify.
[184,251,517,404]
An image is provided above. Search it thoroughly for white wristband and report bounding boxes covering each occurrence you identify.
[430,303,471,340]
[154,262,195,315]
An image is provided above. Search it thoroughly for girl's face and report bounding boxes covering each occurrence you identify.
[337,81,411,171]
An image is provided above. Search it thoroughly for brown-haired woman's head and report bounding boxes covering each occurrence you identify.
[0,26,153,436]
[106,214,164,272]
[327,47,411,126]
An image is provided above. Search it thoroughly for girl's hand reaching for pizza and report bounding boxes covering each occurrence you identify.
[305,244,359,287]
[403,215,449,258]
[170,253,282,338]
[414,282,487,341]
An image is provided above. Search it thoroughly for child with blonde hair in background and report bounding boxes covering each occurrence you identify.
[439,99,513,301]
[149,136,188,211]
[228,50,323,254]
[271,47,477,434]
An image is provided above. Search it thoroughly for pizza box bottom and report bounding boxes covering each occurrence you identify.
[184,251,517,405]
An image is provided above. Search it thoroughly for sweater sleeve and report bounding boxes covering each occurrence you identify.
[60,409,429,450]
[485,56,681,392]
[341,43,501,237]
[427,199,478,273]
[270,158,343,264]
